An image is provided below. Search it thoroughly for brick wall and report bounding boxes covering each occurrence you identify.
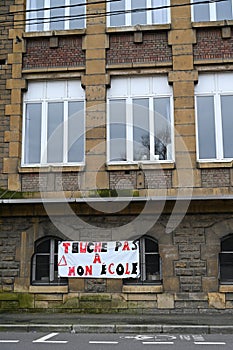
[109,171,137,189]
[145,170,172,189]
[0,1,13,189]
[194,28,233,60]
[107,32,172,65]
[21,172,81,192]
[201,169,230,187]
[23,36,85,69]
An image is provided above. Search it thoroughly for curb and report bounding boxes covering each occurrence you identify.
[1,324,233,334]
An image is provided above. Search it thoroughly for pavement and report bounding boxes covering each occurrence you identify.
[0,312,233,334]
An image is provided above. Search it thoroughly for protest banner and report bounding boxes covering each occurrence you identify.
[58,240,140,278]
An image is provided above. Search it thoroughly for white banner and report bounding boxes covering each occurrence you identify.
[58,241,140,278]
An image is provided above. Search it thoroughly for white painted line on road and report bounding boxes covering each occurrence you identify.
[0,340,19,343]
[194,342,226,345]
[143,342,174,345]
[89,341,119,345]
[33,332,68,344]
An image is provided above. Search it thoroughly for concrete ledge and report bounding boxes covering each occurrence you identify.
[72,324,115,333]
[116,324,162,333]
[209,325,233,334]
[163,325,209,334]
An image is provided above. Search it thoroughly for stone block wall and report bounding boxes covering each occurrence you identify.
[0,210,233,313]
[0,1,13,189]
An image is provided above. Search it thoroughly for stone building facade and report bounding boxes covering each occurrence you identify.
[0,0,233,313]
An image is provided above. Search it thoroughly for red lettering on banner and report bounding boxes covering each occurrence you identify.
[80,242,87,253]
[62,242,70,254]
[58,255,67,266]
[108,263,114,274]
[93,253,101,264]
[94,242,102,252]
[122,241,130,251]
[125,263,130,274]
[68,266,76,276]
[85,265,93,276]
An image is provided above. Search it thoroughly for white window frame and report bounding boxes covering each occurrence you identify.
[107,76,174,164]
[22,80,85,167]
[195,73,233,162]
[26,0,86,32]
[191,0,233,22]
[107,0,170,27]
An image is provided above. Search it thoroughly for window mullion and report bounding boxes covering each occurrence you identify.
[126,0,131,26]
[127,97,133,162]
[147,0,152,24]
[64,101,68,163]
[41,101,47,164]
[65,0,70,30]
[209,1,216,20]
[149,97,154,161]
[50,240,55,282]
[44,0,50,31]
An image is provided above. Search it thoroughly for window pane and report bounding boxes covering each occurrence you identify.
[217,0,232,20]
[133,99,149,161]
[154,97,171,160]
[47,102,64,163]
[36,239,50,253]
[35,255,50,282]
[50,0,65,30]
[132,0,147,25]
[145,238,158,253]
[193,0,210,21]
[221,235,233,251]
[196,96,216,159]
[219,253,233,282]
[145,254,160,280]
[25,103,41,164]
[152,0,169,24]
[68,101,84,162]
[70,0,85,29]
[110,0,125,26]
[221,95,233,158]
[28,0,44,32]
[109,100,127,161]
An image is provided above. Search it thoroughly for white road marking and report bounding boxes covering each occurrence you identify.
[89,341,119,344]
[33,332,68,344]
[143,342,174,345]
[194,342,226,345]
[0,340,19,343]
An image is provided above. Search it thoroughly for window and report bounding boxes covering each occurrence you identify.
[107,76,173,163]
[22,81,85,166]
[219,234,233,284]
[108,0,170,26]
[195,73,233,161]
[26,0,85,32]
[124,236,161,284]
[31,237,67,285]
[192,0,233,22]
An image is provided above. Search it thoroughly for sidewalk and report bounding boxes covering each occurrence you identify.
[1,312,233,333]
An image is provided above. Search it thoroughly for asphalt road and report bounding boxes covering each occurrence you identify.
[0,332,232,350]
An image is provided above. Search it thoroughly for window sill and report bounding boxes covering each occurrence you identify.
[197,160,233,169]
[122,285,163,293]
[107,24,171,34]
[29,285,68,293]
[23,29,86,38]
[192,20,233,28]
[219,285,233,293]
[106,162,175,171]
[19,165,85,173]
